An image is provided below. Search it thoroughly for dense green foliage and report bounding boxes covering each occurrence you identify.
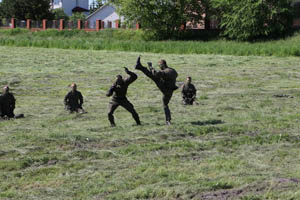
[212,0,294,41]
[69,13,87,22]
[112,0,295,40]
[52,8,69,21]
[0,0,53,20]
[0,29,300,56]
[89,0,105,13]
[0,47,300,199]
[113,0,205,39]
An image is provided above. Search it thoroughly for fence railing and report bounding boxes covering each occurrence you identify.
[0,18,140,31]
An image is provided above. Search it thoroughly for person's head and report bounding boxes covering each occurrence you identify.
[186,76,192,84]
[70,83,77,92]
[116,75,123,85]
[158,59,167,70]
[2,86,9,94]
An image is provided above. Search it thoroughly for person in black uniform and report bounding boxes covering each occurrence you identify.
[106,67,141,127]
[135,56,178,125]
[64,83,84,113]
[181,76,197,105]
[0,86,16,118]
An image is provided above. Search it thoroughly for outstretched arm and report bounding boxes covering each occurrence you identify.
[124,67,137,85]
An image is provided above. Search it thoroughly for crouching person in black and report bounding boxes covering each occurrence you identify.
[0,86,24,119]
[181,76,197,105]
[64,83,85,113]
[106,67,141,127]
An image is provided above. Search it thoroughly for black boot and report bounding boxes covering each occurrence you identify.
[134,56,142,70]
[108,114,116,127]
[133,113,141,126]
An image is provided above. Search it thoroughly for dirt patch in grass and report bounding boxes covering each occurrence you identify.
[193,178,299,200]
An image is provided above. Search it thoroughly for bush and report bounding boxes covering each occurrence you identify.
[213,0,294,41]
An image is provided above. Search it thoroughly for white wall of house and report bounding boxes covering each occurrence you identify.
[86,5,123,28]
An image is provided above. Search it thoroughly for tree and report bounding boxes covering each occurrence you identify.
[212,0,294,41]
[90,0,105,14]
[52,8,69,20]
[113,0,205,39]
[0,0,53,20]
[69,13,86,22]
[0,2,3,18]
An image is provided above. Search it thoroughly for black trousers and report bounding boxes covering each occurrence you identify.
[183,97,195,105]
[108,99,140,126]
[65,105,82,112]
[0,109,14,118]
[137,66,173,122]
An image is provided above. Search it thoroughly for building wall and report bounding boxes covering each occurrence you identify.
[87,5,123,28]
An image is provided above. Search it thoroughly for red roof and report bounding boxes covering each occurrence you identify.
[72,6,89,12]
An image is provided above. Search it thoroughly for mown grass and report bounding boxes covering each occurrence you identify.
[0,46,300,199]
[0,28,300,56]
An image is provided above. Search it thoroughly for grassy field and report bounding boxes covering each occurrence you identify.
[0,46,300,199]
[0,29,300,57]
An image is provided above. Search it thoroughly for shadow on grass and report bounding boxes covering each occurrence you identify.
[191,119,224,126]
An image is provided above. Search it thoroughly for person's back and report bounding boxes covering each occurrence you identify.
[160,67,178,91]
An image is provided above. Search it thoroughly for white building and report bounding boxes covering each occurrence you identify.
[51,0,89,16]
[86,5,123,28]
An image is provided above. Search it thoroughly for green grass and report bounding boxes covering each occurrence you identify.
[1,46,300,199]
[1,28,300,56]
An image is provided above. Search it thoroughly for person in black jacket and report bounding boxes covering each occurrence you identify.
[0,86,16,118]
[181,76,197,105]
[135,56,178,125]
[106,67,141,127]
[64,83,84,113]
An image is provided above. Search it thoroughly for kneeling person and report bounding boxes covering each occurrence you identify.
[0,86,24,119]
[64,83,85,113]
[106,67,141,127]
[181,76,197,105]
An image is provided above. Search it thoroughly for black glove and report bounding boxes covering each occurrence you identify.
[124,67,129,74]
[147,62,153,70]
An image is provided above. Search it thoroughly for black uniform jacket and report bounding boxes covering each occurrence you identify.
[106,71,137,101]
[182,83,197,99]
[0,92,16,113]
[64,90,83,108]
[152,67,178,90]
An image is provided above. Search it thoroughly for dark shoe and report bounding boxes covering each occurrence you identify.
[135,56,142,70]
